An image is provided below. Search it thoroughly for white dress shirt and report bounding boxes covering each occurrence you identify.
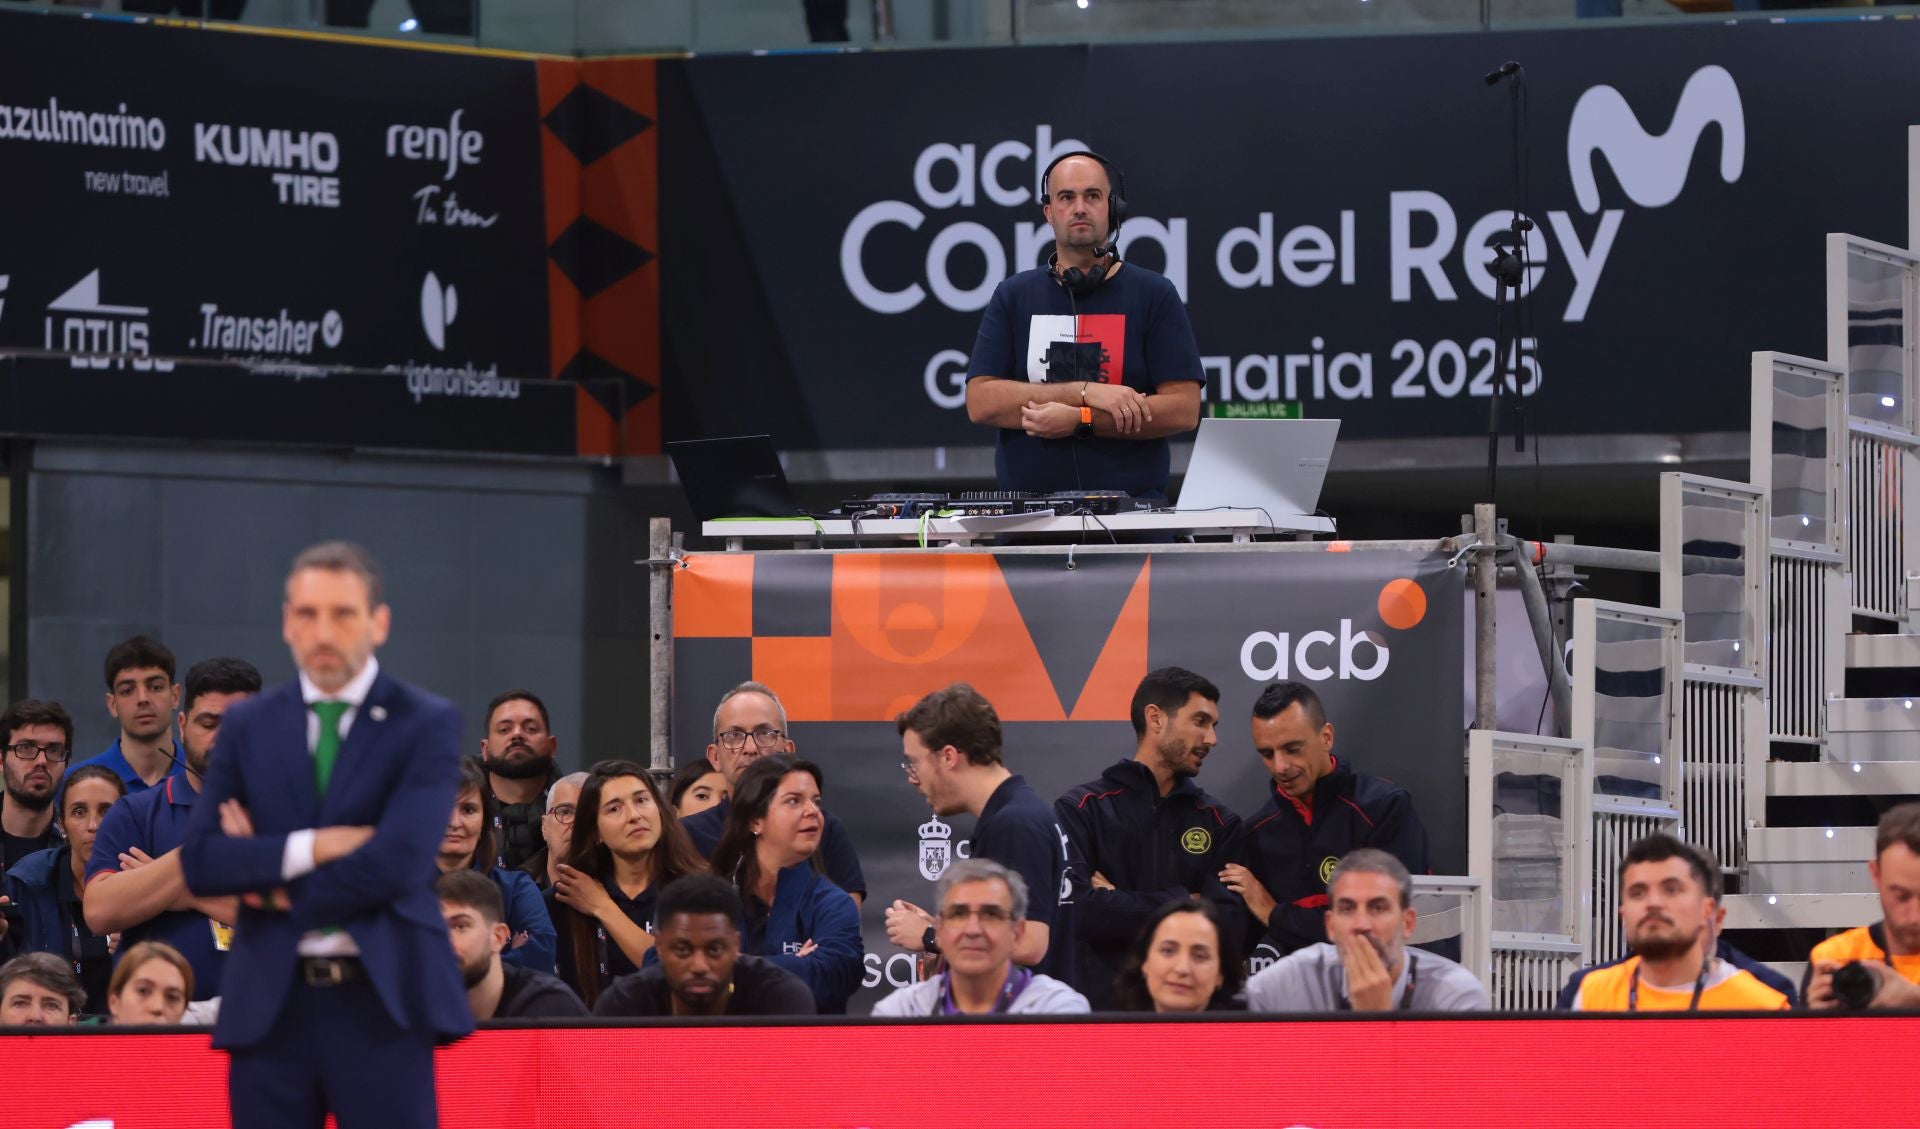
[281,655,381,957]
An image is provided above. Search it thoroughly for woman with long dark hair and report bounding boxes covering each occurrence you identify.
[437,759,556,974]
[710,755,862,1014]
[547,759,707,1008]
[1113,896,1245,1013]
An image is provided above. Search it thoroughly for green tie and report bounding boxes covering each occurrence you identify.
[311,701,350,796]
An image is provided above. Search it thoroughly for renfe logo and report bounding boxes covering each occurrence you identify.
[1567,64,1744,215]
[1238,578,1428,683]
[387,110,483,181]
[420,271,458,350]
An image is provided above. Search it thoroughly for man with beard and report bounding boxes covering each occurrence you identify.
[1245,849,1485,1012]
[1053,668,1240,1008]
[436,869,584,1020]
[1,700,72,872]
[83,658,259,1002]
[1571,834,1789,1011]
[1221,681,1431,959]
[71,636,188,794]
[592,875,815,1017]
[477,690,559,872]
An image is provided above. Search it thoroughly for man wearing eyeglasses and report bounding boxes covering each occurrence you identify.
[516,771,587,892]
[871,859,1088,1016]
[679,682,866,907]
[1,700,74,873]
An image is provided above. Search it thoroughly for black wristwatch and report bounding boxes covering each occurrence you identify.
[922,925,941,955]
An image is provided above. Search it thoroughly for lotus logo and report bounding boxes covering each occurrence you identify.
[419,270,458,351]
[1567,64,1744,216]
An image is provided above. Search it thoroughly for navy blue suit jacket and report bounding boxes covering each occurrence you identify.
[180,672,474,1049]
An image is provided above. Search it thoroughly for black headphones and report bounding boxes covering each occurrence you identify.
[1040,149,1128,296]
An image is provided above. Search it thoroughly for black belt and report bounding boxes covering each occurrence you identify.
[300,957,366,987]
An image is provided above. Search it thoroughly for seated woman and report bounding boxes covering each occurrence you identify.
[669,759,730,819]
[2,765,126,1015]
[438,760,557,975]
[548,759,707,1008]
[1113,897,1244,1013]
[711,755,863,1014]
[106,941,193,1025]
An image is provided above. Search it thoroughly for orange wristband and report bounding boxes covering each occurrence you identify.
[1079,406,1093,425]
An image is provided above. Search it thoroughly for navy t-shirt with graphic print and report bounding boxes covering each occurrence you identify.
[965,263,1202,498]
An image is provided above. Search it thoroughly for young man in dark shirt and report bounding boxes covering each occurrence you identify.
[885,683,1077,987]
[592,875,814,1018]
[437,869,585,1021]
[1056,667,1241,1008]
[964,150,1203,500]
[1,700,71,874]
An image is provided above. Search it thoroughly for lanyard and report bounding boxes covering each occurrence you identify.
[933,968,1033,1016]
[1627,956,1711,1012]
[1336,952,1418,1011]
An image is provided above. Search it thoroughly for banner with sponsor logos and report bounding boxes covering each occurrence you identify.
[8,1017,1912,1128]
[671,546,1463,1008]
[0,16,661,456]
[658,19,1912,453]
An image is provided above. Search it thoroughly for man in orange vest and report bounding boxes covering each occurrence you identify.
[1805,802,1920,1009]
[1571,834,1788,1011]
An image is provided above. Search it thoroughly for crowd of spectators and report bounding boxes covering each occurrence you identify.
[2,635,1917,1025]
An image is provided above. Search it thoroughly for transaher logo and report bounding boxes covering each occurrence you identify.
[1567,64,1744,216]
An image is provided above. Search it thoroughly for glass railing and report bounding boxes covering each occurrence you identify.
[3,0,1916,57]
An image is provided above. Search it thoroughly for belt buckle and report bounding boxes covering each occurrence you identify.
[305,958,347,987]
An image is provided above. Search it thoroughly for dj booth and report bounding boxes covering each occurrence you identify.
[7,1015,1908,1128]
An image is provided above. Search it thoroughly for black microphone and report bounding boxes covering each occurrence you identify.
[1483,60,1521,85]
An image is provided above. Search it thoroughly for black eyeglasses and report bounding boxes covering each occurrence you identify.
[715,729,786,751]
[6,741,70,764]
[938,905,1012,925]
[545,804,577,824]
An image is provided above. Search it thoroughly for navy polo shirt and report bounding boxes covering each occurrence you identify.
[87,775,225,999]
[70,738,188,795]
[972,773,1077,987]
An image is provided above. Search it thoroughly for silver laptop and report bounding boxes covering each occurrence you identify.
[1176,418,1339,517]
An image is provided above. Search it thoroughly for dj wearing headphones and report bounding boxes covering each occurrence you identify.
[963,150,1202,501]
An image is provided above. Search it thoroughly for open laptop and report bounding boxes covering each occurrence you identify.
[666,435,806,521]
[1175,418,1339,518]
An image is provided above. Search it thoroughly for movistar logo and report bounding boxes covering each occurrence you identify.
[1567,64,1744,216]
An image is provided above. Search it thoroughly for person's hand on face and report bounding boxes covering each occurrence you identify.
[1338,932,1395,1012]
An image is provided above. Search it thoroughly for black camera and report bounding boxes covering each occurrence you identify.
[1830,960,1882,1010]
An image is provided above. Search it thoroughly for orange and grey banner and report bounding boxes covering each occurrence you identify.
[673,547,1463,1008]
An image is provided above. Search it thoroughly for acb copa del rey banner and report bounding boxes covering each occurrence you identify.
[671,547,1462,1010]
[659,19,1916,452]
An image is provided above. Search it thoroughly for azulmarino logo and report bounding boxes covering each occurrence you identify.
[1566,64,1744,216]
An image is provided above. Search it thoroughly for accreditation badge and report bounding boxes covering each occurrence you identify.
[212,918,234,952]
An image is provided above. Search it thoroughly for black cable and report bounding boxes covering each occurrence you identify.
[1065,283,1088,496]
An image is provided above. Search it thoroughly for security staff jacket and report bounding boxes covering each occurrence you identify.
[1234,757,1429,958]
[1055,759,1241,1008]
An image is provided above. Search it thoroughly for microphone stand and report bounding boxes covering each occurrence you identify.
[1484,61,1527,505]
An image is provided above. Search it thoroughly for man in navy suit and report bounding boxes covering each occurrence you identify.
[182,541,471,1129]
